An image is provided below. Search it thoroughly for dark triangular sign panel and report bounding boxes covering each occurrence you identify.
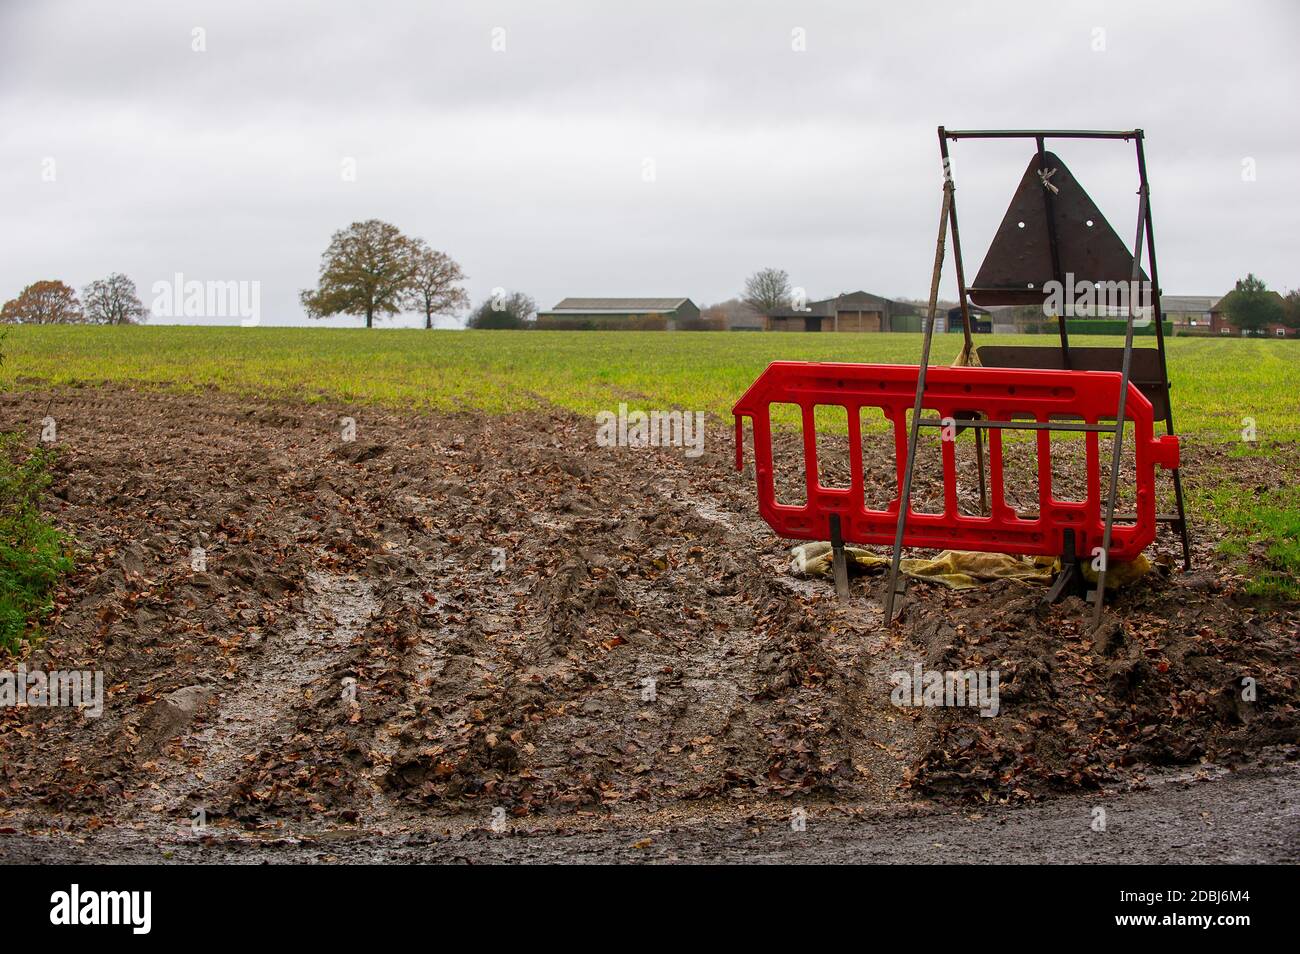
[970,151,1147,307]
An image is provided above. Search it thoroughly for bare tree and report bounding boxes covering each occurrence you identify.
[743,268,791,314]
[402,239,469,328]
[82,273,148,324]
[0,280,83,324]
[300,219,414,327]
[467,291,536,329]
[701,297,763,330]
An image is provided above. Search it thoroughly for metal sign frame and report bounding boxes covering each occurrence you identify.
[882,127,1192,628]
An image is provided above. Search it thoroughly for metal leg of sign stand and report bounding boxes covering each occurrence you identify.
[883,182,952,623]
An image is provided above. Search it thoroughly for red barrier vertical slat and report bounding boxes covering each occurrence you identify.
[801,403,818,501]
[753,410,774,509]
[989,422,1007,518]
[892,407,908,512]
[1086,428,1100,514]
[941,413,959,516]
[847,404,864,498]
[1036,419,1053,519]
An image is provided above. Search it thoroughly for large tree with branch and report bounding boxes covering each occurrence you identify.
[402,239,469,328]
[300,220,415,328]
[0,280,83,324]
[82,273,148,325]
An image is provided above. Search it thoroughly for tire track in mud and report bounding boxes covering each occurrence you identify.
[153,569,378,815]
[374,418,836,810]
[685,486,927,799]
[600,471,774,798]
[366,520,534,822]
[716,424,920,797]
[630,448,868,801]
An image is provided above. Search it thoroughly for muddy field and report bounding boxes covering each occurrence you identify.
[0,385,1296,862]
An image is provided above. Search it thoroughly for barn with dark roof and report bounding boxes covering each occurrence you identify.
[535,297,699,330]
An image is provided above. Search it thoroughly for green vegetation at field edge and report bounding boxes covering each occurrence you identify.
[1194,476,1300,601]
[0,435,75,652]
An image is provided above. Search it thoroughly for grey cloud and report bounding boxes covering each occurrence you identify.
[2,0,1297,326]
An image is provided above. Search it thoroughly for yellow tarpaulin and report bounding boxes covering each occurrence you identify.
[790,541,1151,591]
[791,343,1153,591]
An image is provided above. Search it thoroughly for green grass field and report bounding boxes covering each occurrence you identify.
[2,325,1296,598]
[2,326,1298,442]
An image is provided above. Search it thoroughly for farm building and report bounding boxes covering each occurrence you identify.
[765,291,919,332]
[1161,295,1217,334]
[535,297,699,330]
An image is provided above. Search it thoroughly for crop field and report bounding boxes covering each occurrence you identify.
[4,326,1299,438]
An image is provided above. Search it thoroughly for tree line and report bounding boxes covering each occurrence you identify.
[298,219,542,328]
[0,274,149,325]
[0,218,532,329]
[6,249,1296,333]
[721,267,1300,332]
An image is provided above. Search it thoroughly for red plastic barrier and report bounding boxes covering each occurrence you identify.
[732,362,1178,562]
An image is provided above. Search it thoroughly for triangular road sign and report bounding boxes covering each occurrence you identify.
[970,151,1147,307]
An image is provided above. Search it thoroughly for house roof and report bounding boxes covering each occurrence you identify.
[542,297,692,314]
[1160,295,1218,313]
[835,290,894,309]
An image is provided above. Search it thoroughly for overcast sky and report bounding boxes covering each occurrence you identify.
[2,0,1297,327]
